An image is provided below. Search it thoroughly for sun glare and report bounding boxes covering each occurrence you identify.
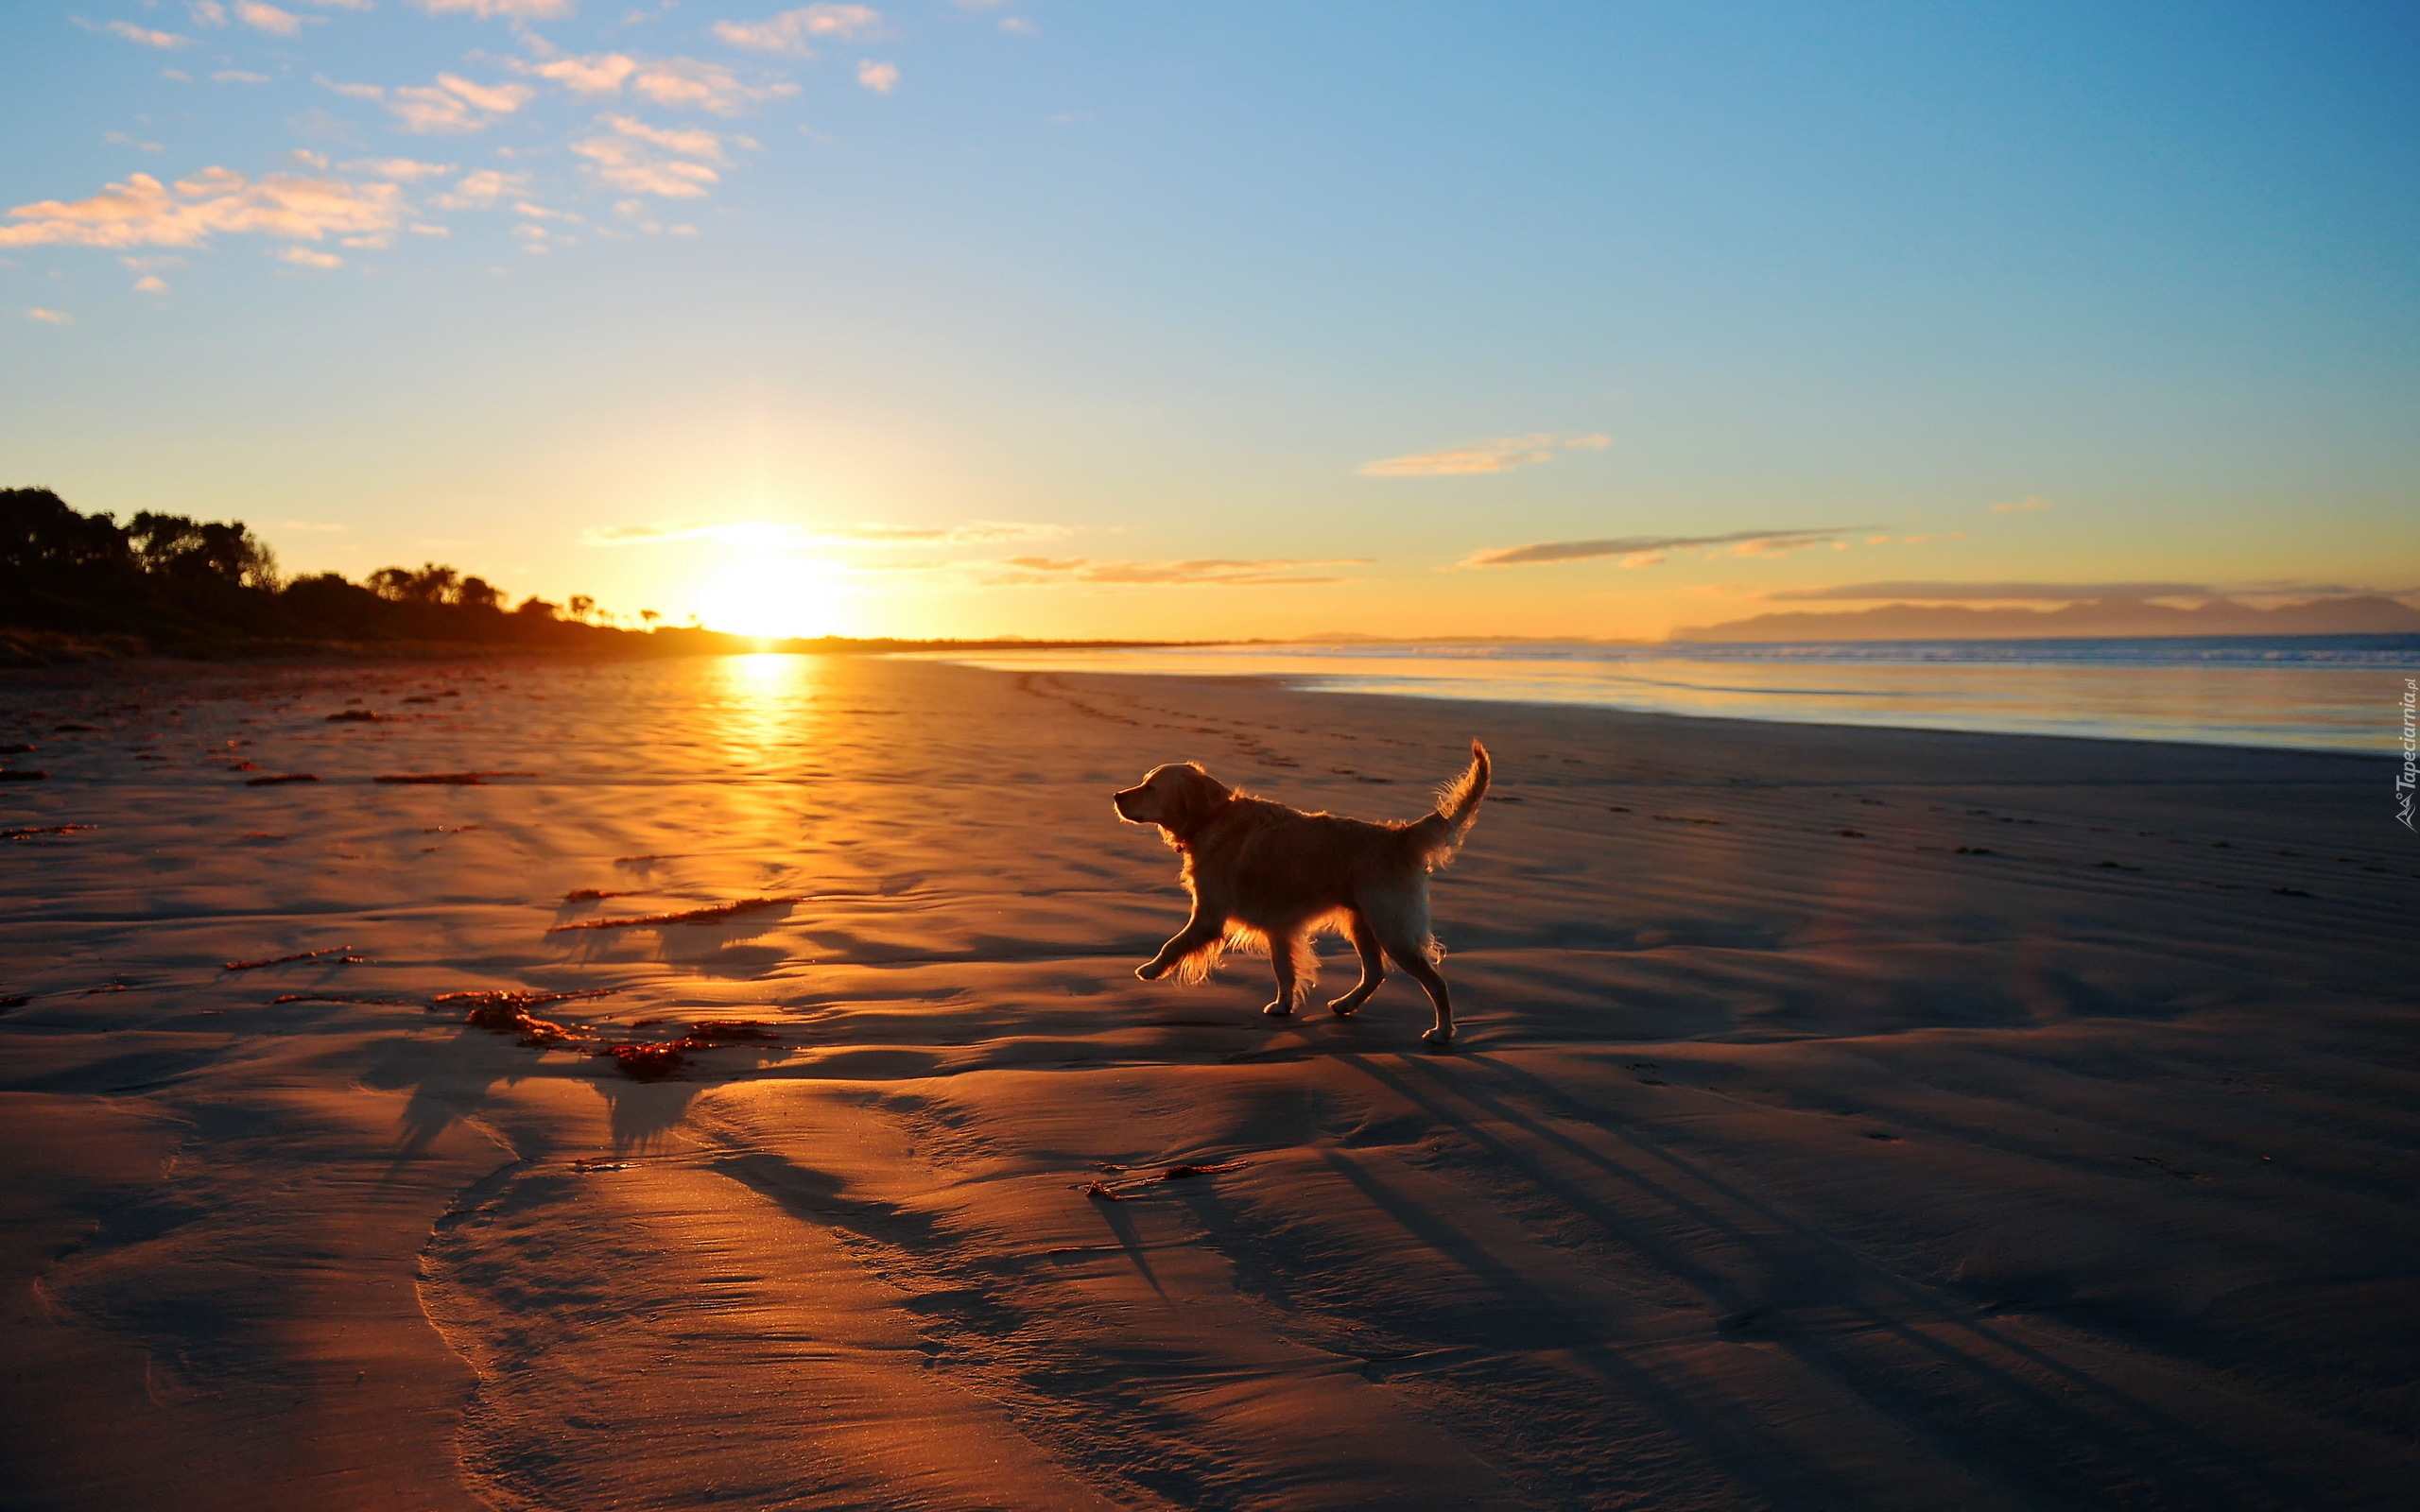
[699,559,834,641]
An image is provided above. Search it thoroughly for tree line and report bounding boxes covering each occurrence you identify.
[2,488,658,652]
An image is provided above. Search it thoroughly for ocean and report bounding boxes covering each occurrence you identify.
[917,635,2420,754]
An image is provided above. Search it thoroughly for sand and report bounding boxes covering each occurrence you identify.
[0,652,2411,1511]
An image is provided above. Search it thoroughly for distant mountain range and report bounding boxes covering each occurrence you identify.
[1670,595,2420,643]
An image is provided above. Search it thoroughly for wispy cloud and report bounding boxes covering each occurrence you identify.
[571,118,723,198]
[339,157,458,180]
[985,557,1373,587]
[1767,580,2212,603]
[712,5,886,56]
[214,69,273,83]
[26,308,75,326]
[234,2,309,37]
[856,60,899,93]
[278,245,342,267]
[585,519,1067,546]
[521,52,641,94]
[1461,526,1870,568]
[1361,432,1610,478]
[428,169,530,210]
[351,73,537,133]
[0,168,405,249]
[631,57,795,113]
[411,0,577,17]
[89,19,196,48]
[1990,495,2053,513]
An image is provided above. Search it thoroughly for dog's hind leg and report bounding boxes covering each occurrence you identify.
[1327,909,1385,1016]
[1261,927,1310,1017]
[1363,888,1455,1046]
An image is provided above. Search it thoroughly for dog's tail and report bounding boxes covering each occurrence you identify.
[1404,740,1490,864]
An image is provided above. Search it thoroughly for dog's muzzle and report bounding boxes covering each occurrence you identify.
[1112,787,1146,821]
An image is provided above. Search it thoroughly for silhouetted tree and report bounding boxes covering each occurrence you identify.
[127,512,278,589]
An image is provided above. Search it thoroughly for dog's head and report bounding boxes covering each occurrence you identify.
[1113,762,1231,838]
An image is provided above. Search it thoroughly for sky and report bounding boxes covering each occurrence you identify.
[3,0,2416,641]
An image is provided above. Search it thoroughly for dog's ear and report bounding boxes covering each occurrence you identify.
[1167,764,1229,834]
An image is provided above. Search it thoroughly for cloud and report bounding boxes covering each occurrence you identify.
[523,52,640,93]
[631,57,793,113]
[440,74,532,112]
[214,69,273,82]
[105,131,167,152]
[571,124,721,197]
[315,74,385,99]
[428,168,530,209]
[1461,526,1870,568]
[98,20,196,48]
[378,74,534,132]
[0,168,405,249]
[1767,581,2214,603]
[585,519,1066,547]
[411,0,576,17]
[712,5,886,55]
[985,557,1373,587]
[1360,432,1611,478]
[133,274,169,292]
[340,157,458,180]
[26,308,74,325]
[599,113,725,159]
[278,245,342,267]
[999,16,1035,33]
[188,2,228,25]
[1990,495,2053,513]
[856,59,899,93]
[234,2,307,37]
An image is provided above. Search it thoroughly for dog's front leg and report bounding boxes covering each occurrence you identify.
[1262,928,1302,1017]
[1136,906,1221,981]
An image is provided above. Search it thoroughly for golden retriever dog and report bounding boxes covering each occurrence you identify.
[1113,741,1490,1046]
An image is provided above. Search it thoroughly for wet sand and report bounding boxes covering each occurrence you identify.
[0,653,2412,1511]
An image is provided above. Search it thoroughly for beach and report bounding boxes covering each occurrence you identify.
[1,652,2412,1510]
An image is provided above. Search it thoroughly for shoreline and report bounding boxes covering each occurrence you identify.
[8,643,2405,761]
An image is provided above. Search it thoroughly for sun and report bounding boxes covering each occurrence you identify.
[697,558,835,641]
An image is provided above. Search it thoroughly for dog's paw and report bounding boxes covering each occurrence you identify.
[1421,1025,1455,1049]
[1261,1000,1293,1017]
[1135,961,1168,981]
[1327,999,1360,1017]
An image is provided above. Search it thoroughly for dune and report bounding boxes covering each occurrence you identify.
[0,653,2411,1510]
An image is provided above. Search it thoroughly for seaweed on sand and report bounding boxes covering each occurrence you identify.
[373,771,537,785]
[223,945,361,971]
[245,773,319,786]
[1080,1160,1252,1201]
[439,988,617,1048]
[544,896,804,934]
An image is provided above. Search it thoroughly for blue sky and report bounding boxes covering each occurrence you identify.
[4,0,2414,638]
